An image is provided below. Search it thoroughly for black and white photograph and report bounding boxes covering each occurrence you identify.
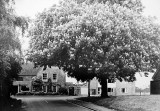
[0,0,160,111]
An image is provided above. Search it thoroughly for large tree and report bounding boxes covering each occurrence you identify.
[28,0,160,97]
[0,0,28,99]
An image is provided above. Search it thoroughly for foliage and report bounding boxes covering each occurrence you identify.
[32,76,43,92]
[28,0,160,97]
[0,55,22,97]
[47,78,52,92]
[16,91,59,95]
[58,87,68,95]
[0,0,28,98]
[76,0,144,13]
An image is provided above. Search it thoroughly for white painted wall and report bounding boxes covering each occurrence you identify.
[81,87,88,95]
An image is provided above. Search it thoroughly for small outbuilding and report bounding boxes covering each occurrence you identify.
[151,66,160,94]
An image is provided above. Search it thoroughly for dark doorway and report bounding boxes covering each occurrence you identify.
[69,87,74,95]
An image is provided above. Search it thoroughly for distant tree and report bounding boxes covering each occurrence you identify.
[28,0,160,97]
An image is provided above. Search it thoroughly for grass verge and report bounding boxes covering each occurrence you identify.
[77,95,160,111]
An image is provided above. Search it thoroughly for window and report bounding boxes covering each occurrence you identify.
[121,88,127,93]
[98,87,101,94]
[108,88,113,92]
[43,73,47,80]
[53,74,57,80]
[91,89,96,95]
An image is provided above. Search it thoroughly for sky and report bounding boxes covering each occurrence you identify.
[14,0,159,86]
[142,0,160,22]
[15,0,60,18]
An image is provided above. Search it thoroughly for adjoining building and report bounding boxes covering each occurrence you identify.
[36,66,66,93]
[76,78,135,96]
[13,63,40,93]
[13,62,153,96]
[151,66,160,94]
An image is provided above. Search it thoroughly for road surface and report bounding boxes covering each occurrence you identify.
[15,96,92,111]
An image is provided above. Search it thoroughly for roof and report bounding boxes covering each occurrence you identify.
[19,62,41,76]
[152,65,160,81]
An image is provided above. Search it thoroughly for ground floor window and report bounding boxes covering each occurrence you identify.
[98,87,101,94]
[91,89,96,95]
[43,86,47,92]
[121,88,127,93]
[108,88,113,92]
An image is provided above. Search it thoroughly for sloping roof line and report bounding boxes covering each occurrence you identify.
[19,63,41,76]
[152,65,160,80]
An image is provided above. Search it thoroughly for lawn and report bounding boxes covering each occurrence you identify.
[77,95,160,111]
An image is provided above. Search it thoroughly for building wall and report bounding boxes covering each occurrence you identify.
[150,80,160,94]
[57,69,66,87]
[81,87,88,95]
[20,76,34,81]
[13,66,66,93]
[116,80,135,96]
[37,66,66,92]
[13,81,32,93]
[90,78,98,95]
[79,78,135,96]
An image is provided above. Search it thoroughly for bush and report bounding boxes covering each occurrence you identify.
[16,91,60,96]
[16,91,33,95]
[58,87,68,95]
[33,91,45,95]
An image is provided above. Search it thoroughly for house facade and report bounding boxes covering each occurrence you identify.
[77,78,135,96]
[13,63,66,94]
[36,66,66,93]
[13,63,40,93]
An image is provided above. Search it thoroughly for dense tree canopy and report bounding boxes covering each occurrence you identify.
[0,0,28,98]
[76,0,144,13]
[28,0,160,97]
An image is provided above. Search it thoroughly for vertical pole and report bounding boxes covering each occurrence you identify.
[68,86,70,95]
[18,84,19,93]
[88,80,90,97]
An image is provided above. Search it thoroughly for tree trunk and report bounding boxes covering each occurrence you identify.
[88,80,90,97]
[101,78,109,98]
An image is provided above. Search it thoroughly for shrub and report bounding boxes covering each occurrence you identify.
[33,91,45,95]
[58,87,68,95]
[16,91,33,95]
